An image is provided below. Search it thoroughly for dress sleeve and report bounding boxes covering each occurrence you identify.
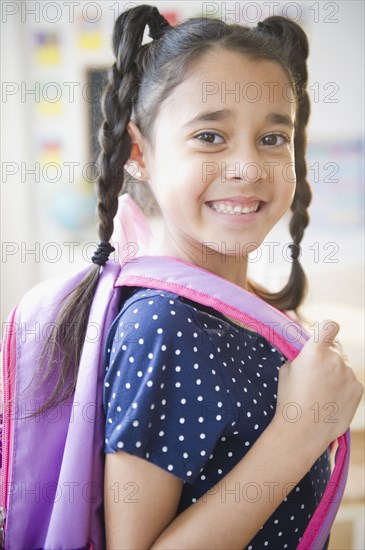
[103,290,229,483]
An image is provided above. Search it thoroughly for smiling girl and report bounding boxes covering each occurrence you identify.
[93,5,363,549]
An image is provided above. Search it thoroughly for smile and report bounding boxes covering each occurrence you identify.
[206,201,262,215]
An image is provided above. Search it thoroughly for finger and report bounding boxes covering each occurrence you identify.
[316,319,340,345]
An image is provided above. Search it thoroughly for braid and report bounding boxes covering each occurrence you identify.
[96,4,171,244]
[252,17,311,312]
[29,4,171,417]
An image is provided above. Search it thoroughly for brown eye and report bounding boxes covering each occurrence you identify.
[195,132,224,145]
[260,134,287,147]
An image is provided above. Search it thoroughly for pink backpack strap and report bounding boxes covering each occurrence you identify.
[116,255,351,550]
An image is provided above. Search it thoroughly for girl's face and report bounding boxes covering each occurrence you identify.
[139,49,296,277]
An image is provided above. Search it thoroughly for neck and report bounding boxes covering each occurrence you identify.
[148,223,249,289]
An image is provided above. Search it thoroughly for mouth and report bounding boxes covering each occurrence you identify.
[205,199,264,216]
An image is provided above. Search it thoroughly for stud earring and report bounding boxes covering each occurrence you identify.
[125,161,142,178]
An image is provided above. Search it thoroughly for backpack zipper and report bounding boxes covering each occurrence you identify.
[0,306,17,546]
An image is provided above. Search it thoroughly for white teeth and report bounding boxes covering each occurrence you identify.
[210,202,260,215]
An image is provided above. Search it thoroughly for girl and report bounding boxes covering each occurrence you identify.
[42,4,362,549]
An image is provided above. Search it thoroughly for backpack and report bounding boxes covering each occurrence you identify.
[0,197,351,550]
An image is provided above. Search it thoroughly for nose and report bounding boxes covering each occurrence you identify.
[222,147,268,184]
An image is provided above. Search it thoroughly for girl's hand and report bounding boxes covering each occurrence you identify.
[273,319,363,458]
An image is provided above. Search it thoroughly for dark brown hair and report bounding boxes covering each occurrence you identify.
[32,5,311,414]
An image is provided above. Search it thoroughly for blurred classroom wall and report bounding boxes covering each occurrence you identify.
[1,2,364,548]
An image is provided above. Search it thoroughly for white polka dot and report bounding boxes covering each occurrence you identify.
[134,323,139,329]
[179,418,185,424]
[138,338,144,344]
[183,452,189,459]
[193,363,199,369]
[125,382,131,389]
[162,446,168,453]
[178,435,184,441]
[197,395,203,401]
[159,430,164,437]
[181,397,186,404]
[117,441,124,449]
[186,471,192,476]
[161,344,167,351]
[216,415,222,421]
[104,382,110,387]
[147,380,153,387]
[200,450,206,456]
[200,433,206,439]
[152,314,158,320]
[175,382,181,388]
[177,331,182,337]
[170,310,176,315]
[175,366,181,372]
[215,385,220,391]
[167,464,173,471]
[196,379,201,385]
[129,356,134,363]
[132,420,139,427]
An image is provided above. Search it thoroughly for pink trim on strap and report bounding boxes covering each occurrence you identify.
[119,273,301,360]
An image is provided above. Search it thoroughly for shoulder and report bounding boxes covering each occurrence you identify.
[117,287,200,327]
[106,287,207,353]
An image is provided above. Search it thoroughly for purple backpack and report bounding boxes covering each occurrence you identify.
[0,254,351,549]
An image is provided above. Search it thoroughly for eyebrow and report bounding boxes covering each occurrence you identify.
[181,109,234,128]
[266,112,294,129]
[181,109,294,129]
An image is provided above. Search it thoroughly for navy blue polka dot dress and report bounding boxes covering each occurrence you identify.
[103,287,331,549]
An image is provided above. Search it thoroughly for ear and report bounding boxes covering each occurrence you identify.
[124,121,150,181]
